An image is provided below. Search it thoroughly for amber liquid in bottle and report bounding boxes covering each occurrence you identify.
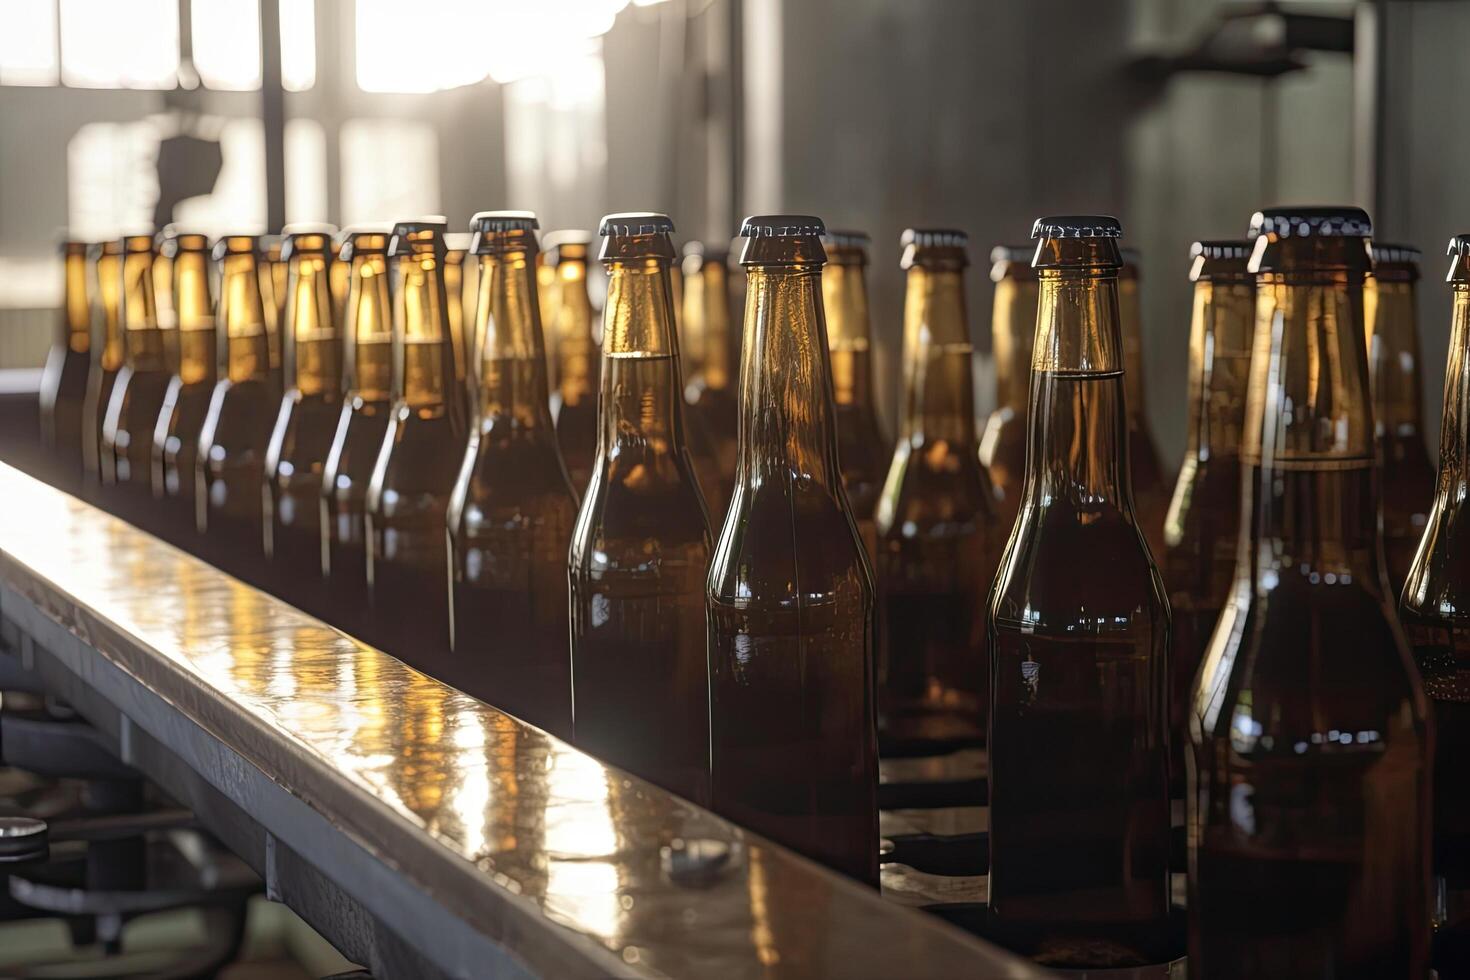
[197,237,277,585]
[151,232,216,547]
[366,221,468,667]
[682,243,739,517]
[1162,242,1254,790]
[707,216,878,885]
[568,213,712,805]
[321,229,393,640]
[876,229,996,748]
[447,212,576,739]
[1401,236,1470,951]
[264,228,343,618]
[82,241,124,495]
[979,245,1040,532]
[443,235,476,421]
[822,231,889,563]
[40,241,93,491]
[1119,253,1171,561]
[1367,245,1436,596]
[261,238,287,400]
[1190,209,1430,979]
[987,219,1171,968]
[547,235,599,495]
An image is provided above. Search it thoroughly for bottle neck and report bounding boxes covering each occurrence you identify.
[63,252,89,353]
[174,252,216,386]
[899,263,977,444]
[1435,286,1470,500]
[121,251,166,372]
[95,255,124,371]
[288,254,341,398]
[991,275,1038,412]
[821,261,875,409]
[393,253,459,418]
[555,258,596,404]
[598,257,685,450]
[1365,275,1426,438]
[219,254,271,384]
[1119,274,1148,417]
[1182,277,1254,460]
[345,253,392,402]
[688,262,733,391]
[475,248,553,429]
[738,265,842,488]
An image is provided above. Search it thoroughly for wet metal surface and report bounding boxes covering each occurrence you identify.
[0,463,1042,979]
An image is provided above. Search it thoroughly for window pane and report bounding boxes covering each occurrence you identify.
[280,0,316,91]
[67,121,158,241]
[354,0,487,93]
[0,0,60,86]
[340,119,439,225]
[285,117,327,223]
[192,0,260,91]
[60,0,178,89]
[173,118,267,236]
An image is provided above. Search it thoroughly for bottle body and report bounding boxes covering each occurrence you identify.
[979,246,1039,531]
[681,245,738,517]
[1119,258,1170,559]
[40,242,92,490]
[547,237,598,494]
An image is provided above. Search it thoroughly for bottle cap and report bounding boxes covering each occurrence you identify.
[211,235,262,262]
[823,230,869,267]
[338,225,393,261]
[1247,206,1372,239]
[158,230,210,259]
[1189,240,1253,283]
[739,215,827,265]
[989,244,1037,282]
[598,212,677,262]
[388,217,449,258]
[740,214,826,239]
[1369,242,1420,266]
[901,227,969,270]
[901,228,967,249]
[469,211,539,255]
[1446,235,1470,284]
[1031,215,1122,240]
[600,212,676,237]
[1247,207,1373,274]
[1030,215,1122,271]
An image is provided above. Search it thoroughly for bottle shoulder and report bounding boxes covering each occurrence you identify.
[1402,494,1470,621]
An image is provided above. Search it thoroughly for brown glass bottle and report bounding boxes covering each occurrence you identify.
[875,228,997,748]
[329,238,350,324]
[82,240,124,493]
[1367,243,1436,596]
[366,218,468,666]
[101,234,172,528]
[447,211,577,739]
[987,216,1171,968]
[568,212,712,805]
[264,225,343,618]
[320,226,394,640]
[153,227,180,378]
[1190,207,1430,979]
[1162,241,1254,789]
[979,245,1040,531]
[681,242,738,516]
[444,231,476,420]
[707,214,878,885]
[261,235,287,397]
[544,231,599,494]
[196,235,276,584]
[1119,249,1171,561]
[1400,234,1470,939]
[40,240,93,490]
[151,230,216,546]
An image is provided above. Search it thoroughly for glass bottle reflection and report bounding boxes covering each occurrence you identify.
[444,232,476,420]
[447,211,577,739]
[987,216,1171,967]
[568,212,712,806]
[978,244,1040,531]
[681,241,739,517]
[545,231,599,495]
[1119,249,1171,560]
[1190,207,1430,978]
[707,215,877,885]
[82,240,124,493]
[40,240,92,490]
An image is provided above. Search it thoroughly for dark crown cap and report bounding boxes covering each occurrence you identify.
[1248,206,1372,239]
[470,210,539,234]
[990,244,1034,264]
[823,229,871,249]
[1031,215,1122,240]
[1191,240,1252,262]
[1449,235,1470,256]
[901,228,968,249]
[600,212,675,237]
[543,229,593,251]
[388,217,448,257]
[1370,242,1421,265]
[740,214,825,238]
[469,212,539,256]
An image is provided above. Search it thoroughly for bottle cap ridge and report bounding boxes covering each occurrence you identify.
[600,212,676,237]
[1247,206,1372,239]
[740,215,826,239]
[1031,215,1122,240]
[388,218,449,258]
[470,210,538,234]
[1189,240,1253,283]
[470,211,540,255]
[901,228,968,249]
[824,229,871,250]
[1370,242,1421,266]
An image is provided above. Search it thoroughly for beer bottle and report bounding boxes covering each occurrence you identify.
[979,244,1040,530]
[329,237,350,325]
[153,227,180,377]
[197,235,277,583]
[1366,243,1436,594]
[320,226,394,638]
[707,214,878,884]
[262,235,287,397]
[447,211,576,738]
[1400,234,1470,953]
[544,231,598,493]
[40,240,92,489]
[987,216,1171,967]
[535,244,559,356]
[82,240,124,490]
[821,230,889,562]
[1119,248,1171,559]
[101,234,172,525]
[875,228,997,747]
[365,218,468,664]
[444,231,476,418]
[1191,207,1430,977]
[568,212,712,805]
[151,230,216,545]
[681,241,739,517]
[264,225,343,616]
[1162,240,1254,789]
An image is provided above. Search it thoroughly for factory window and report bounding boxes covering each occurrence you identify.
[285,118,329,223]
[353,0,489,94]
[59,0,179,89]
[66,121,159,242]
[191,0,317,92]
[340,118,440,225]
[0,0,60,86]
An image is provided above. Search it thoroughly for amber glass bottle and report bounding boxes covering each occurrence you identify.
[101,234,172,527]
[329,238,350,324]
[681,241,739,515]
[366,218,468,665]
[1366,243,1436,595]
[979,244,1040,531]
[875,228,997,748]
[1162,241,1254,788]
[151,231,216,547]
[1191,207,1430,978]
[444,231,476,420]
[1401,234,1470,950]
[1119,249,1170,559]
[82,240,124,492]
[545,231,599,494]
[821,229,889,561]
[40,240,92,489]
[987,216,1171,968]
[153,227,180,378]
[707,214,878,885]
[321,226,394,639]
[196,236,277,584]
[264,225,342,617]
[568,212,712,805]
[261,235,287,397]
[447,211,577,739]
